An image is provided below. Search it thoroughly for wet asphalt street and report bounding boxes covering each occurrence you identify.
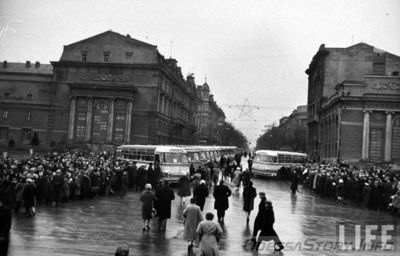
[8,177,400,256]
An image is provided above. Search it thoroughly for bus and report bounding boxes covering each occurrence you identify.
[115,145,189,183]
[252,150,307,177]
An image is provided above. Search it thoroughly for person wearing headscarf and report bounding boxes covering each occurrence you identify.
[196,212,223,256]
[243,181,257,223]
[22,178,36,217]
[140,183,157,232]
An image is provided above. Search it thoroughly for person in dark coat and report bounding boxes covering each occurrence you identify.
[243,181,257,223]
[0,196,12,256]
[254,200,284,251]
[194,180,209,211]
[241,169,251,188]
[147,163,156,187]
[178,173,191,204]
[23,178,36,217]
[213,180,232,222]
[290,169,299,194]
[251,192,267,247]
[155,181,175,231]
[137,166,147,191]
[52,169,64,206]
[140,183,157,232]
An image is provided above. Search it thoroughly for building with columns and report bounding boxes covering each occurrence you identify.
[306,43,400,168]
[0,31,224,151]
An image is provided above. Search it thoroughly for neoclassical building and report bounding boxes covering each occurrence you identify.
[306,43,400,169]
[0,31,225,151]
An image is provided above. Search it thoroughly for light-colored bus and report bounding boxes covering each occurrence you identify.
[115,145,189,183]
[252,150,307,177]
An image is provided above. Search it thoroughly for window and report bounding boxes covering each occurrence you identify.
[26,111,31,120]
[2,109,7,119]
[27,94,32,101]
[125,52,133,62]
[22,129,32,145]
[103,52,110,62]
[81,51,88,62]
[4,93,9,99]
[0,127,8,143]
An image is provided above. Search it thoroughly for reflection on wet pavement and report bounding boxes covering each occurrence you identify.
[9,178,400,255]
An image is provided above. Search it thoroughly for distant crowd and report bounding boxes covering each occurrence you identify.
[286,163,400,216]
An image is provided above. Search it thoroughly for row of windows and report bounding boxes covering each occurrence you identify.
[3,93,33,101]
[0,127,33,145]
[81,51,133,63]
[2,109,31,120]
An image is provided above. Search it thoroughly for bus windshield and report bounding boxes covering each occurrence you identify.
[161,153,188,164]
[254,154,277,163]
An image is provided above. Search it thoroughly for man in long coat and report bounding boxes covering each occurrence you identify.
[197,212,223,256]
[0,196,12,256]
[183,198,203,249]
[194,180,209,211]
[213,180,231,222]
[155,181,175,231]
[243,181,257,223]
[253,199,284,252]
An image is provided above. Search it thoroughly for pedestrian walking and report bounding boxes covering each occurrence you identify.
[155,181,175,231]
[253,200,284,252]
[194,180,209,211]
[241,168,251,188]
[213,180,232,222]
[243,181,257,223]
[232,167,242,192]
[140,183,157,232]
[290,169,299,194]
[178,173,191,204]
[183,198,203,250]
[251,192,267,246]
[196,212,223,256]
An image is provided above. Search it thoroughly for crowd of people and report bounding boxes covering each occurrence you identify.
[2,149,400,255]
[288,163,400,215]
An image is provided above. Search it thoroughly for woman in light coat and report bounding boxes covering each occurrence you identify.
[196,212,222,256]
[183,198,203,249]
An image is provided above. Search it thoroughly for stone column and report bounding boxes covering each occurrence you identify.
[107,98,115,143]
[384,112,393,161]
[124,100,133,143]
[361,110,371,160]
[85,97,93,142]
[68,96,76,140]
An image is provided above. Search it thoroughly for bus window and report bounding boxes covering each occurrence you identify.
[155,154,160,163]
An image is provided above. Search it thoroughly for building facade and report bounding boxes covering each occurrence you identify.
[0,31,225,151]
[196,83,225,145]
[279,105,307,139]
[306,43,400,168]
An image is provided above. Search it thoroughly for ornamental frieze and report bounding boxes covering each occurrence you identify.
[372,81,400,91]
[80,72,129,83]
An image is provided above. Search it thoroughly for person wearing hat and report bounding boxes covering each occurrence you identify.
[194,180,209,211]
[23,178,36,217]
[251,192,267,248]
[140,184,157,232]
[155,180,175,231]
[52,169,64,207]
[254,200,284,252]
[115,245,129,256]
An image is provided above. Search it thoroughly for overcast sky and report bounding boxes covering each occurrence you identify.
[1,0,399,146]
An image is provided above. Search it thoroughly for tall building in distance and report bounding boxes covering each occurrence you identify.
[306,43,400,168]
[0,31,225,151]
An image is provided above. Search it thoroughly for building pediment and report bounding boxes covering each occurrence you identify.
[59,30,158,64]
